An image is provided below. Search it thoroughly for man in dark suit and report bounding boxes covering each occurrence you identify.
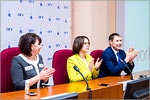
[98,33,138,78]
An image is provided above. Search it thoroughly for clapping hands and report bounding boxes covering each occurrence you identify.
[95,58,103,70]
[39,67,55,82]
[89,58,103,72]
[89,59,94,72]
[125,48,138,64]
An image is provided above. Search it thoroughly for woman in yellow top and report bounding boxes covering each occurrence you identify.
[67,36,102,82]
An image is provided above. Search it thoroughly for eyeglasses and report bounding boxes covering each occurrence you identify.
[33,43,42,47]
[83,42,90,45]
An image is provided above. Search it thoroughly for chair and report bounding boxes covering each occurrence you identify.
[0,47,21,93]
[52,49,73,85]
[90,50,104,63]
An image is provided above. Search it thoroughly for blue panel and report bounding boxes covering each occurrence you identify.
[125,1,149,72]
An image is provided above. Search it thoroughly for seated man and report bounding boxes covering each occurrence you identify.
[98,33,138,78]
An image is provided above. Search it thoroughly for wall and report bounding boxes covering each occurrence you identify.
[116,0,150,72]
[72,0,116,53]
[72,0,150,72]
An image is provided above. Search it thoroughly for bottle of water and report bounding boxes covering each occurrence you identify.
[25,81,29,93]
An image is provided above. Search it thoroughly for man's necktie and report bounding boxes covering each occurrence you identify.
[117,52,120,65]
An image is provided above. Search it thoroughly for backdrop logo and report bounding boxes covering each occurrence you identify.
[1,1,71,80]
[136,50,150,62]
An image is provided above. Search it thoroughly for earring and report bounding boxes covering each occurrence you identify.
[31,48,33,50]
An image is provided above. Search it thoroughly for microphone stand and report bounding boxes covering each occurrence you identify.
[78,71,90,90]
[119,59,133,80]
[74,66,92,100]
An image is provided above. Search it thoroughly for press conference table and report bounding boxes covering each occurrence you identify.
[1,70,149,99]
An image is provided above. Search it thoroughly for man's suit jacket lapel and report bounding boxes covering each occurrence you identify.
[108,47,118,64]
[118,50,124,60]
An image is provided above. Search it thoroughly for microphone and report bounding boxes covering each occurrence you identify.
[73,66,91,90]
[119,59,133,80]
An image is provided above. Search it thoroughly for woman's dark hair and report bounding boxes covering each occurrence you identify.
[19,33,41,56]
[72,36,90,55]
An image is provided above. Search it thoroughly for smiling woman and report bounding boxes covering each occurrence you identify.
[67,36,102,82]
[1,1,71,86]
[11,33,55,91]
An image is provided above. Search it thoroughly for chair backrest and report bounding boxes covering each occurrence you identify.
[90,50,104,63]
[52,49,73,85]
[0,47,21,93]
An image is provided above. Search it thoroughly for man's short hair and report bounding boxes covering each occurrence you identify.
[109,33,120,41]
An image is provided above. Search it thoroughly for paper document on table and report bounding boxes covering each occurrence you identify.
[41,93,69,99]
[118,80,133,91]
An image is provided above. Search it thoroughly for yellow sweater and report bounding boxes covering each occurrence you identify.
[67,54,99,82]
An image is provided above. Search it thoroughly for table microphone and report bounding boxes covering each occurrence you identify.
[119,59,133,80]
[74,66,91,90]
